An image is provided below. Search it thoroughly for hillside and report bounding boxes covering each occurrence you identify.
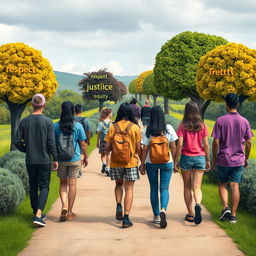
[54,71,137,93]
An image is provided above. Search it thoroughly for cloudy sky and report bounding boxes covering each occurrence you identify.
[0,0,255,76]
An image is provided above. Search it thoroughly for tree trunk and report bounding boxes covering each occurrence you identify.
[164,97,169,114]
[98,100,104,113]
[139,94,142,102]
[7,101,28,151]
[134,94,138,101]
[153,95,157,106]
[147,95,150,100]
[238,95,248,112]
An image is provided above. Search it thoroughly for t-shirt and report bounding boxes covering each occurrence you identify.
[176,123,208,156]
[131,104,141,118]
[73,116,91,133]
[54,122,86,162]
[141,124,178,163]
[97,119,112,140]
[211,112,253,167]
[14,114,58,164]
[104,120,142,168]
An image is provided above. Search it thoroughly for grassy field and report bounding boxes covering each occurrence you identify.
[0,108,98,157]
[0,135,97,256]
[169,105,256,159]
[202,178,256,256]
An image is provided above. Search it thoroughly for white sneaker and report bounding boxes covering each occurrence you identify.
[153,216,161,224]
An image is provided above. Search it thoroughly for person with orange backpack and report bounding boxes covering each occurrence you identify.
[140,106,177,228]
[105,103,142,228]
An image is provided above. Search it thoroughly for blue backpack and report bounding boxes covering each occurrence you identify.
[100,121,111,140]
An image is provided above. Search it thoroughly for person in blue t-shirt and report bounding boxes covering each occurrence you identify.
[54,101,88,222]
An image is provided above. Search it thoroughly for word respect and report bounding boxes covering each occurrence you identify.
[5,65,36,75]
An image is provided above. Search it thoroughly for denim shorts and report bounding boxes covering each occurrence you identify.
[180,155,206,170]
[217,165,244,184]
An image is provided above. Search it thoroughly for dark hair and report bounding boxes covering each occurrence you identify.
[146,106,167,138]
[182,101,203,132]
[115,103,138,124]
[130,98,137,105]
[100,108,112,121]
[225,93,239,109]
[74,104,83,114]
[59,101,74,135]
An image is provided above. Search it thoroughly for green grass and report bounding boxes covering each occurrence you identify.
[0,135,97,256]
[170,103,185,111]
[169,108,256,159]
[202,178,256,256]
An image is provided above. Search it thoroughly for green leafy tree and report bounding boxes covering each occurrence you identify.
[128,78,138,100]
[154,31,228,117]
[142,73,159,105]
[79,69,126,112]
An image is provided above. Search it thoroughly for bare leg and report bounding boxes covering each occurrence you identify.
[115,180,124,204]
[35,209,42,218]
[60,178,68,210]
[68,178,77,214]
[101,153,106,164]
[106,154,110,168]
[230,182,240,217]
[124,181,135,215]
[192,170,204,204]
[219,183,229,209]
[181,170,193,216]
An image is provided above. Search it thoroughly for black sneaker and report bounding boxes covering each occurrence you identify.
[219,207,231,221]
[101,164,106,173]
[33,216,46,227]
[229,216,237,223]
[105,168,110,177]
[194,204,202,225]
[116,203,123,220]
[41,214,47,221]
[122,216,133,228]
[160,211,167,229]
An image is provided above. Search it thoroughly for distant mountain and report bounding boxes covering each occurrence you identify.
[54,71,137,93]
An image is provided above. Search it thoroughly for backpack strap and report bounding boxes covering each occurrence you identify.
[125,122,134,134]
[114,122,122,134]
[114,122,133,135]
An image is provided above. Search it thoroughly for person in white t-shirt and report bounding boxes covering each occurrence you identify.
[140,106,177,228]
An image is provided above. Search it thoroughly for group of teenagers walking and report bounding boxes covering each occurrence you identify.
[14,92,253,229]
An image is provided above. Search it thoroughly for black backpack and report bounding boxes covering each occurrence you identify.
[57,132,75,161]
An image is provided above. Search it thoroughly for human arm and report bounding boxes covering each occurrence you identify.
[174,137,183,172]
[169,141,176,163]
[85,119,91,145]
[212,138,219,169]
[203,136,211,171]
[79,140,88,167]
[140,144,148,175]
[14,122,26,152]
[245,138,252,168]
[97,131,102,148]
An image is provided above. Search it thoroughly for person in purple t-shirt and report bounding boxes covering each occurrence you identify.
[212,93,253,224]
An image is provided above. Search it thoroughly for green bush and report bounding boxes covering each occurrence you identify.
[0,168,25,215]
[3,158,29,192]
[165,114,180,130]
[0,150,25,167]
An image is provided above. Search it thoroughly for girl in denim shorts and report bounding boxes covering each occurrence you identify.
[174,101,211,225]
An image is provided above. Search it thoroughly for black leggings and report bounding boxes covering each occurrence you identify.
[26,164,51,213]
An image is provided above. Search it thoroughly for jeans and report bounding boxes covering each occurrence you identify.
[146,162,173,216]
[26,164,51,213]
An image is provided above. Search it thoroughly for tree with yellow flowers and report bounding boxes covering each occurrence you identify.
[0,43,58,150]
[136,70,153,94]
[196,43,256,106]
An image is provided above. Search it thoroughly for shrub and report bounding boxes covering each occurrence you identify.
[0,168,25,215]
[165,114,180,130]
[0,150,25,167]
[3,158,29,192]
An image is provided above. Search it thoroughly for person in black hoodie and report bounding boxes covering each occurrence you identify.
[141,99,151,127]
[15,94,58,227]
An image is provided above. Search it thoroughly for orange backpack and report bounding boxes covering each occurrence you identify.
[149,135,170,164]
[111,122,134,164]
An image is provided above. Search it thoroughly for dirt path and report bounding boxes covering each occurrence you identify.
[20,149,243,256]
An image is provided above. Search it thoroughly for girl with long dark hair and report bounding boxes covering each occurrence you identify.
[97,108,112,176]
[174,101,210,225]
[140,106,177,228]
[105,103,142,228]
[54,101,88,222]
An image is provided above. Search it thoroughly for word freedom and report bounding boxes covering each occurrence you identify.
[5,65,36,75]
[85,83,113,92]
[209,68,234,76]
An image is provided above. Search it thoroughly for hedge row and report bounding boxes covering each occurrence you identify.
[0,151,27,215]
